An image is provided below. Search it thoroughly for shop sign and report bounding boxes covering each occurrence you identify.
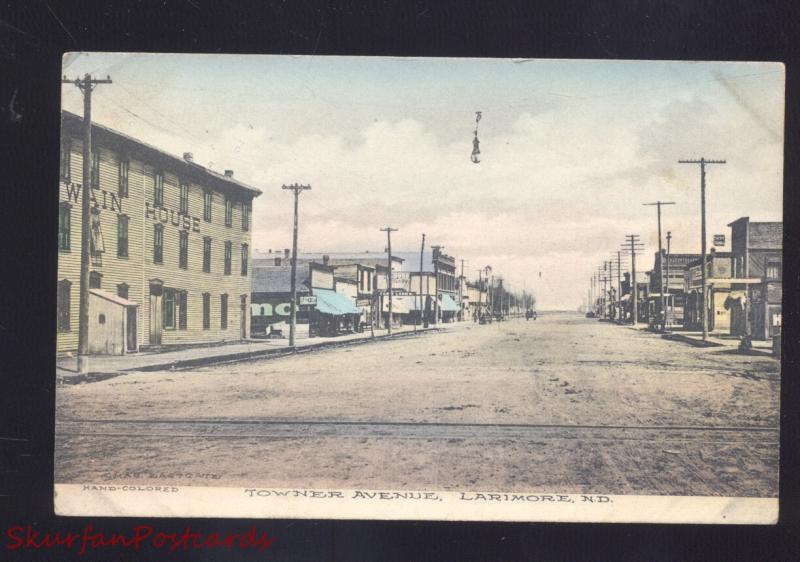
[64,182,123,213]
[145,202,201,232]
[356,299,372,307]
[713,234,725,246]
[254,302,292,317]
[299,296,317,305]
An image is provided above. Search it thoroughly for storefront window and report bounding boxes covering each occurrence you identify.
[179,291,187,330]
[163,289,176,330]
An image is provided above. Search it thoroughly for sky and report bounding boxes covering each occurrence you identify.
[61,54,784,310]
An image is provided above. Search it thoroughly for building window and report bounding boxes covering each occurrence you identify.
[179,181,189,214]
[154,172,164,206]
[241,243,248,276]
[766,261,782,280]
[58,202,71,251]
[242,202,250,231]
[221,294,228,329]
[89,271,102,289]
[224,241,232,275]
[163,289,176,330]
[117,282,129,300]
[117,214,129,258]
[153,223,164,264]
[203,191,212,222]
[225,197,233,227]
[179,230,188,269]
[202,293,210,330]
[178,290,187,330]
[118,159,129,197]
[203,237,212,273]
[57,279,71,332]
[60,139,71,181]
[90,147,100,188]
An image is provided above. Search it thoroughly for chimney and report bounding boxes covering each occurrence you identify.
[322,255,330,266]
[183,152,194,162]
[224,169,234,177]
[284,248,290,259]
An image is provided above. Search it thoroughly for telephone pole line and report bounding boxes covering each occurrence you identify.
[622,235,644,325]
[459,258,465,322]
[380,227,398,335]
[643,200,676,332]
[679,157,726,341]
[282,183,311,347]
[61,73,112,374]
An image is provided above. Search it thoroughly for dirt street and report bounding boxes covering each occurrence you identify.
[55,313,780,496]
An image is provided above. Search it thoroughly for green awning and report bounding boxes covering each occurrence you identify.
[314,289,360,315]
[439,292,460,312]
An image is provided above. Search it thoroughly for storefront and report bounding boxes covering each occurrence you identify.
[438,292,460,323]
[312,288,361,336]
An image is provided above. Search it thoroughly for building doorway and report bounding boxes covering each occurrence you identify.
[149,279,163,345]
[126,306,138,351]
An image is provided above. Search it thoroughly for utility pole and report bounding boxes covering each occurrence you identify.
[417,233,425,330]
[665,231,672,330]
[616,251,622,323]
[622,235,644,325]
[459,258,465,321]
[282,183,311,347]
[679,158,726,341]
[431,245,443,325]
[381,227,398,335]
[62,73,112,374]
[643,201,676,332]
[477,269,483,322]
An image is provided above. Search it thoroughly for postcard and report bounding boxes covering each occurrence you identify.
[54,54,783,523]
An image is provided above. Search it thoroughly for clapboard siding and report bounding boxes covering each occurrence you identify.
[57,131,258,354]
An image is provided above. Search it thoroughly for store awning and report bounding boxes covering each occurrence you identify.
[314,289,360,315]
[382,294,420,313]
[439,293,460,312]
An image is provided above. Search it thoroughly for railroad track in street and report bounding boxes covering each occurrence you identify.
[57,418,779,444]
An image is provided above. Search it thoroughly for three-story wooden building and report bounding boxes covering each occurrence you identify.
[57,111,262,355]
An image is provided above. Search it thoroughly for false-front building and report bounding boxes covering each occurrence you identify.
[57,111,262,355]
